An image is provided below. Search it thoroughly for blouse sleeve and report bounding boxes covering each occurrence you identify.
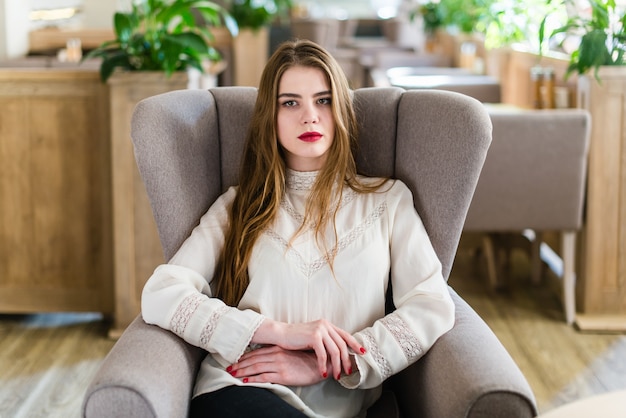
[341,181,455,389]
[141,187,265,365]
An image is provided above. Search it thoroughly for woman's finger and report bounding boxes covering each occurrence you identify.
[323,331,345,380]
[334,326,365,355]
[311,338,329,378]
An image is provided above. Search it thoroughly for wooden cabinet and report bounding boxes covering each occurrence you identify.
[0,70,113,313]
[576,67,626,331]
[0,68,190,336]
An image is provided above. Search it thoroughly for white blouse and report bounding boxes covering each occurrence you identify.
[141,170,455,418]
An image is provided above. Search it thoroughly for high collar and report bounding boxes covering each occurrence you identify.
[286,169,318,191]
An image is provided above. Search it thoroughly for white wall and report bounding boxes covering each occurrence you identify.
[82,0,132,28]
[294,0,381,19]
[0,2,6,59]
[0,0,31,59]
[0,0,132,60]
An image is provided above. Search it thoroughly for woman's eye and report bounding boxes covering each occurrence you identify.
[282,100,297,107]
[318,97,331,105]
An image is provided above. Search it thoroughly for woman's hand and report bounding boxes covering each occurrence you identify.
[228,346,332,386]
[252,318,365,380]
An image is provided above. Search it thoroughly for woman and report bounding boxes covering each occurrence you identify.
[141,39,455,418]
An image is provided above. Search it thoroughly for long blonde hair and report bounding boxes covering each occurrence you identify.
[214,39,385,306]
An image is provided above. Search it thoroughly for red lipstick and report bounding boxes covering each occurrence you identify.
[298,131,322,142]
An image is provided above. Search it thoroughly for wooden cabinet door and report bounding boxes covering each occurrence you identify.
[0,71,113,314]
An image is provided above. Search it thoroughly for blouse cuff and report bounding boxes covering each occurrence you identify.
[208,308,265,364]
[338,352,365,389]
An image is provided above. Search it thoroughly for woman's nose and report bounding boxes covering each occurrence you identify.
[301,104,319,124]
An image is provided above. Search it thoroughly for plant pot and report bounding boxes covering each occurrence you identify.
[107,70,188,338]
[576,66,626,331]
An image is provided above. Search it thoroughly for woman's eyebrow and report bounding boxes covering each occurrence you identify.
[277,92,301,99]
[277,90,331,99]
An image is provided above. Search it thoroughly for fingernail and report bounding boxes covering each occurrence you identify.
[322,372,328,378]
[229,370,237,377]
[243,378,249,383]
[360,347,366,354]
[226,365,233,372]
[348,367,353,375]
[336,373,341,380]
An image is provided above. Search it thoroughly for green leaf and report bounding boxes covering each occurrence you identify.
[578,29,612,69]
[155,2,190,26]
[82,41,121,61]
[589,0,610,30]
[164,32,209,52]
[99,52,132,82]
[114,12,136,44]
[538,16,547,54]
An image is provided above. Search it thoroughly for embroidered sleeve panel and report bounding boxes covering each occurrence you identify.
[199,305,230,350]
[381,313,423,363]
[361,329,392,381]
[170,293,205,338]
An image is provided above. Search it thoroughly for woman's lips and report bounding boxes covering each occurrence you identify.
[298,132,322,142]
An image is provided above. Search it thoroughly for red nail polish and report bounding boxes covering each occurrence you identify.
[322,372,328,378]
[243,378,249,383]
[360,347,366,354]
[226,365,233,372]
[348,367,353,375]
[336,373,341,380]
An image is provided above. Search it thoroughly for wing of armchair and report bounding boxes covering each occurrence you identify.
[82,87,537,418]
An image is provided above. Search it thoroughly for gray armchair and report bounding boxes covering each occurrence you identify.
[83,87,537,418]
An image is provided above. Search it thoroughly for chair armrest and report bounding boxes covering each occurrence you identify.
[83,315,206,418]
[392,289,538,418]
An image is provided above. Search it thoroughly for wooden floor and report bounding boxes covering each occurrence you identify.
[0,313,114,418]
[1,237,625,417]
[450,238,626,413]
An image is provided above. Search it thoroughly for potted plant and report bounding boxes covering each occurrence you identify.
[545,0,625,79]
[85,0,237,83]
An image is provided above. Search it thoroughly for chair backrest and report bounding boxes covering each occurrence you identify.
[464,108,591,232]
[131,87,492,280]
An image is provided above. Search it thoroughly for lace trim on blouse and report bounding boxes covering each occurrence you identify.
[280,189,358,227]
[199,305,230,349]
[286,169,318,191]
[171,293,205,337]
[266,201,387,279]
[362,329,392,380]
[381,313,423,363]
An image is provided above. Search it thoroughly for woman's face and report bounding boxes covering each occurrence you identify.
[276,65,335,172]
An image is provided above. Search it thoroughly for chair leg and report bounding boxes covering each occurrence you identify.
[562,231,577,325]
[530,231,543,285]
[482,234,500,290]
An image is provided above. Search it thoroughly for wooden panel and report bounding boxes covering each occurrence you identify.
[232,27,268,87]
[487,48,577,108]
[28,28,115,52]
[578,68,626,318]
[0,70,112,314]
